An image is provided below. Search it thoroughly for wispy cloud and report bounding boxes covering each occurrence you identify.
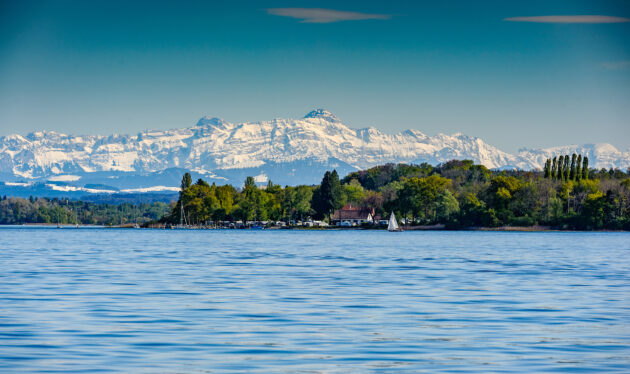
[504,15,629,23]
[266,8,391,23]
[601,61,630,70]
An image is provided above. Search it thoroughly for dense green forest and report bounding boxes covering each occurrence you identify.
[0,196,170,226]
[164,156,630,230]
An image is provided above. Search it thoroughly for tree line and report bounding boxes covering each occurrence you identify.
[0,196,170,225]
[165,160,630,230]
[543,153,589,181]
[0,159,627,230]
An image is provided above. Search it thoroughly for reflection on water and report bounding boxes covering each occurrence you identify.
[1,228,629,373]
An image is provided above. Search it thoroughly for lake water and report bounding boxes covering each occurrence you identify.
[0,227,629,373]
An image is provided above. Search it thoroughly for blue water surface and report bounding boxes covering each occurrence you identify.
[0,227,629,373]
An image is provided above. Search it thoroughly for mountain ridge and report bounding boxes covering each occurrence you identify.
[1,109,628,190]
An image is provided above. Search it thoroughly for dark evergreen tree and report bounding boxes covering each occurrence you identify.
[570,153,577,180]
[312,170,343,222]
[582,156,589,180]
[551,157,557,180]
[576,155,582,181]
[329,169,344,213]
[181,172,192,192]
[312,171,331,220]
[563,154,570,181]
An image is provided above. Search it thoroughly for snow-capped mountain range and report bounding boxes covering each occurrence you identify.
[1,109,629,193]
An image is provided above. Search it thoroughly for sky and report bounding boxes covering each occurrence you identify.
[0,0,629,153]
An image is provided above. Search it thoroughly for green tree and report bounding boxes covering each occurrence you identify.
[582,156,589,180]
[343,179,365,205]
[543,159,551,179]
[255,190,273,221]
[486,175,523,224]
[551,157,557,180]
[576,154,582,182]
[180,182,215,223]
[579,191,605,229]
[181,172,192,192]
[547,196,564,225]
[214,185,235,217]
[330,170,343,210]
[570,179,600,214]
[239,176,259,221]
[313,170,344,222]
[196,178,210,187]
[557,155,564,180]
[435,190,459,222]
[294,185,314,220]
[570,153,577,180]
[396,178,421,221]
[456,193,498,228]
[563,154,570,181]
[244,176,256,191]
[380,180,404,218]
[398,175,451,223]
[265,180,282,195]
[281,186,312,221]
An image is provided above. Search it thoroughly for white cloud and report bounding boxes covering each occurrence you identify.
[504,15,629,23]
[601,61,630,70]
[266,8,391,23]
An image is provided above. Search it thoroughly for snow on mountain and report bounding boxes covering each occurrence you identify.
[0,109,628,189]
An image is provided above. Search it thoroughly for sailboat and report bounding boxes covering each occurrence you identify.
[388,212,402,232]
[174,202,188,229]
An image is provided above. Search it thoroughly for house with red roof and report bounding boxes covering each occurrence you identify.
[331,204,375,226]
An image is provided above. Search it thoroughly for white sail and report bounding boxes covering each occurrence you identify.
[388,212,399,231]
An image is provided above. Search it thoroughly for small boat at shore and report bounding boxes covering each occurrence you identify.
[388,212,402,232]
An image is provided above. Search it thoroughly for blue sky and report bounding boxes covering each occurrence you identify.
[1,0,629,153]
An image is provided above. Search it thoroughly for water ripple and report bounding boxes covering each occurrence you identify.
[0,228,629,373]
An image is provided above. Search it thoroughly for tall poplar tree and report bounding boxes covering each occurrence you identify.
[551,157,557,180]
[582,156,589,180]
[563,154,570,181]
[576,155,582,181]
[570,153,577,180]
[557,155,564,180]
[543,159,551,178]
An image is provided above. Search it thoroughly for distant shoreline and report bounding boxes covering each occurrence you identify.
[3,223,627,232]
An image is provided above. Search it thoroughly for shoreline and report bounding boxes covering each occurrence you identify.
[3,223,627,232]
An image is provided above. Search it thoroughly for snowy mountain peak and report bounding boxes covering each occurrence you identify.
[591,143,619,153]
[196,116,227,127]
[0,111,628,188]
[303,109,340,122]
[401,129,427,140]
